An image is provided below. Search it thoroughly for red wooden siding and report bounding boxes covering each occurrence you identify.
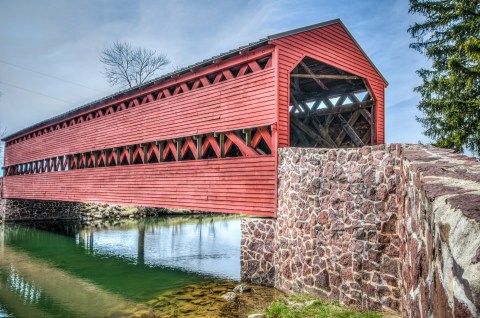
[2,156,276,216]
[2,20,386,217]
[5,65,276,166]
[2,45,278,217]
[273,23,386,147]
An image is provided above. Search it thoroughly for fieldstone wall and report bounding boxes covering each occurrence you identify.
[241,218,276,286]
[1,199,82,221]
[399,146,480,317]
[0,198,178,222]
[241,144,480,317]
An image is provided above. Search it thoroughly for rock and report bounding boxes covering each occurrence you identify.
[247,314,265,318]
[233,284,251,293]
[221,292,237,301]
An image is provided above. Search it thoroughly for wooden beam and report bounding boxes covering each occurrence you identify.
[103,150,110,167]
[225,132,258,157]
[299,61,329,90]
[311,116,337,147]
[74,154,79,169]
[291,74,361,80]
[93,151,98,168]
[293,85,369,105]
[140,144,147,163]
[219,133,225,158]
[294,100,374,118]
[359,108,372,122]
[128,147,134,165]
[114,148,121,166]
[291,95,309,113]
[324,114,335,130]
[194,135,203,160]
[335,112,364,147]
[291,124,310,146]
[362,129,372,145]
[155,141,164,162]
[174,139,182,161]
[243,129,252,147]
[291,117,332,147]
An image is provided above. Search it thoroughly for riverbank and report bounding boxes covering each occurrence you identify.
[248,294,400,318]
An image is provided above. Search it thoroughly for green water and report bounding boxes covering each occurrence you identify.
[0,216,245,317]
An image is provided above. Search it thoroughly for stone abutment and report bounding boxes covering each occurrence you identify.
[241,144,480,317]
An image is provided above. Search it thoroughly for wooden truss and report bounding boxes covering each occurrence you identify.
[7,55,273,146]
[289,57,375,148]
[4,126,273,176]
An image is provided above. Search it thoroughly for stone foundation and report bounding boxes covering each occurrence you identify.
[0,198,183,222]
[241,144,480,317]
[241,218,275,286]
[398,146,480,317]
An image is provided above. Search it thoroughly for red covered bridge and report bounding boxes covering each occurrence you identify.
[1,19,387,217]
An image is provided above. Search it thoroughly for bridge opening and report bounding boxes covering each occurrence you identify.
[289,56,375,148]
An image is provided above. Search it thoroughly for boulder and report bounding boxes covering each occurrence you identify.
[233,284,251,293]
[221,292,237,301]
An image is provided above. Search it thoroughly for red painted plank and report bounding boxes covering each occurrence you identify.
[3,156,276,216]
[5,70,276,165]
[273,23,386,146]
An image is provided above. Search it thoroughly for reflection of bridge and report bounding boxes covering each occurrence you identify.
[0,217,238,316]
[1,19,386,217]
[0,226,141,317]
[77,216,241,279]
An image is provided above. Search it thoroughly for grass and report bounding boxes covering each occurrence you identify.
[260,294,384,318]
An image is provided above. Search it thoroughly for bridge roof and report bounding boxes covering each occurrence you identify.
[3,18,386,142]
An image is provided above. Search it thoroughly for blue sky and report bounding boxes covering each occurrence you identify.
[0,0,430,165]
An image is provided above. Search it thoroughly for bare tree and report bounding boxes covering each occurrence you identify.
[100,41,170,88]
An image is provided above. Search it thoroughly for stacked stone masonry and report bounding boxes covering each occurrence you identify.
[0,198,177,222]
[241,144,480,317]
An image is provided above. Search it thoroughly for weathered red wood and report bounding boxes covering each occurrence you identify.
[2,21,386,217]
[181,137,198,160]
[202,134,220,158]
[273,23,386,146]
[133,146,144,163]
[147,144,160,162]
[5,69,276,166]
[163,141,177,161]
[2,156,276,216]
[225,132,258,157]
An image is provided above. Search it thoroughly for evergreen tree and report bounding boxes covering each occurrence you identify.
[408,0,480,154]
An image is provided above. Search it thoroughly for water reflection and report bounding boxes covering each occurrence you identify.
[76,216,241,279]
[0,215,243,317]
[6,267,42,305]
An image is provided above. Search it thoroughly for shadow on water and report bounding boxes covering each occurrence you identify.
[0,215,278,318]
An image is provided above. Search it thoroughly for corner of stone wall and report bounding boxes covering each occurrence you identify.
[272,145,403,311]
[398,145,480,318]
[240,218,276,286]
